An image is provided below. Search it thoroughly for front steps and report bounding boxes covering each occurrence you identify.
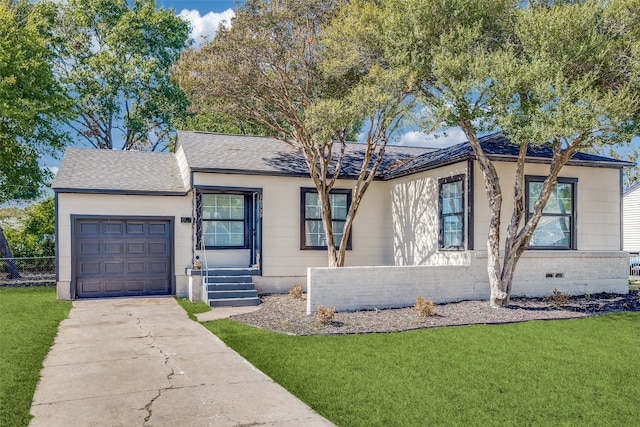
[204,268,261,307]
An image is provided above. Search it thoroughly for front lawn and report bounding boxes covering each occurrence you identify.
[0,287,71,427]
[205,312,640,426]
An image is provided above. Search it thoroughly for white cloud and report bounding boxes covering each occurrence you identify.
[47,166,59,176]
[394,128,467,148]
[178,9,235,48]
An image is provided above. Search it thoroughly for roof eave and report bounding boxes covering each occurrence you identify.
[382,153,472,180]
[485,154,634,168]
[53,188,188,196]
[189,167,388,181]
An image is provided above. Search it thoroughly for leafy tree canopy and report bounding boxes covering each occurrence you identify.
[0,0,69,202]
[53,0,191,151]
[4,197,54,257]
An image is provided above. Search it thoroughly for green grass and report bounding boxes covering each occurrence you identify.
[202,313,640,427]
[0,287,71,427]
[175,296,211,320]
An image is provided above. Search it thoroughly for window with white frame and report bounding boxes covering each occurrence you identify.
[200,193,247,248]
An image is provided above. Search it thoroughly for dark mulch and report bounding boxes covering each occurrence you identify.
[230,291,640,336]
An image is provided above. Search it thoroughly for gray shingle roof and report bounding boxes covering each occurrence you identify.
[54,132,632,195]
[52,147,187,194]
[177,131,435,178]
[388,132,635,179]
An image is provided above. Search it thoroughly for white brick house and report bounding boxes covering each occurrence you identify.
[52,132,633,309]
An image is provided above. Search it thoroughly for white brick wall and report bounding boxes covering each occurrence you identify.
[307,251,629,313]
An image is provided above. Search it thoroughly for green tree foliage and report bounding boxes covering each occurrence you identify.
[335,0,640,305]
[174,0,412,267]
[53,0,191,151]
[174,112,277,137]
[5,198,55,257]
[0,0,69,202]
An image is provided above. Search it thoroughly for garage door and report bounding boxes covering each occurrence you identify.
[74,218,173,298]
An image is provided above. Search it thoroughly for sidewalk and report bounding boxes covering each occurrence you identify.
[30,297,334,427]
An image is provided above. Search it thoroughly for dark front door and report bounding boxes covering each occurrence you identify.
[74,218,173,298]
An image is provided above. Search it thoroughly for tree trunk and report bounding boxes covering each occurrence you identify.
[318,186,340,267]
[0,226,21,279]
[459,122,506,307]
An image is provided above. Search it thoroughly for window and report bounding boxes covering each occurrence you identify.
[439,175,465,250]
[301,188,352,250]
[200,193,247,248]
[526,176,577,250]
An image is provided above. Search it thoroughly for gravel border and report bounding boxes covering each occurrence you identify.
[230,292,640,336]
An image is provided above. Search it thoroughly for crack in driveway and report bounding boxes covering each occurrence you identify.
[134,318,176,426]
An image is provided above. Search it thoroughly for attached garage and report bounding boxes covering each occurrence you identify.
[53,148,191,300]
[73,217,174,298]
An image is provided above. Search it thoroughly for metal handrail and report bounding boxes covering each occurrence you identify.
[200,235,209,297]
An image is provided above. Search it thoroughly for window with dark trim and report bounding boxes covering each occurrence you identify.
[525,176,577,250]
[438,175,465,250]
[198,193,249,249]
[301,188,352,250]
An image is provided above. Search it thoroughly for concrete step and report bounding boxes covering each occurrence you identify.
[204,268,260,276]
[207,283,255,291]
[208,289,259,300]
[209,297,262,307]
[205,275,252,284]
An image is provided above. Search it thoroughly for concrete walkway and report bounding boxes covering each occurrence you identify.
[30,297,334,427]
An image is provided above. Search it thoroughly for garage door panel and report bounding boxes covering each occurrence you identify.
[149,261,169,274]
[126,280,146,293]
[149,242,168,254]
[78,280,101,294]
[149,223,169,235]
[104,261,123,274]
[80,261,100,274]
[104,242,124,254]
[75,218,172,298]
[126,223,145,234]
[104,281,124,293]
[104,222,124,234]
[80,242,100,255]
[79,222,100,235]
[147,279,170,293]
[126,261,146,273]
[127,242,146,254]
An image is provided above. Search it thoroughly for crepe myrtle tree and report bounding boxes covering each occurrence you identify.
[173,0,412,267]
[341,0,640,306]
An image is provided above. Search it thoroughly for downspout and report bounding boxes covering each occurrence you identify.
[620,168,624,252]
[467,159,475,251]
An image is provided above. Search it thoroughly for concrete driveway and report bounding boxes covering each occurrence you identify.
[30,297,334,427]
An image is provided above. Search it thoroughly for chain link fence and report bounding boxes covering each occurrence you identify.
[0,257,55,287]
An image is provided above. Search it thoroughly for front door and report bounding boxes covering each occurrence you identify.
[198,191,261,269]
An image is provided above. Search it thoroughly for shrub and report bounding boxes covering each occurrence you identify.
[543,288,570,307]
[289,284,303,299]
[316,305,336,325]
[413,296,436,317]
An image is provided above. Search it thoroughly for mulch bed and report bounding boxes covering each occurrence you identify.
[230,292,640,336]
